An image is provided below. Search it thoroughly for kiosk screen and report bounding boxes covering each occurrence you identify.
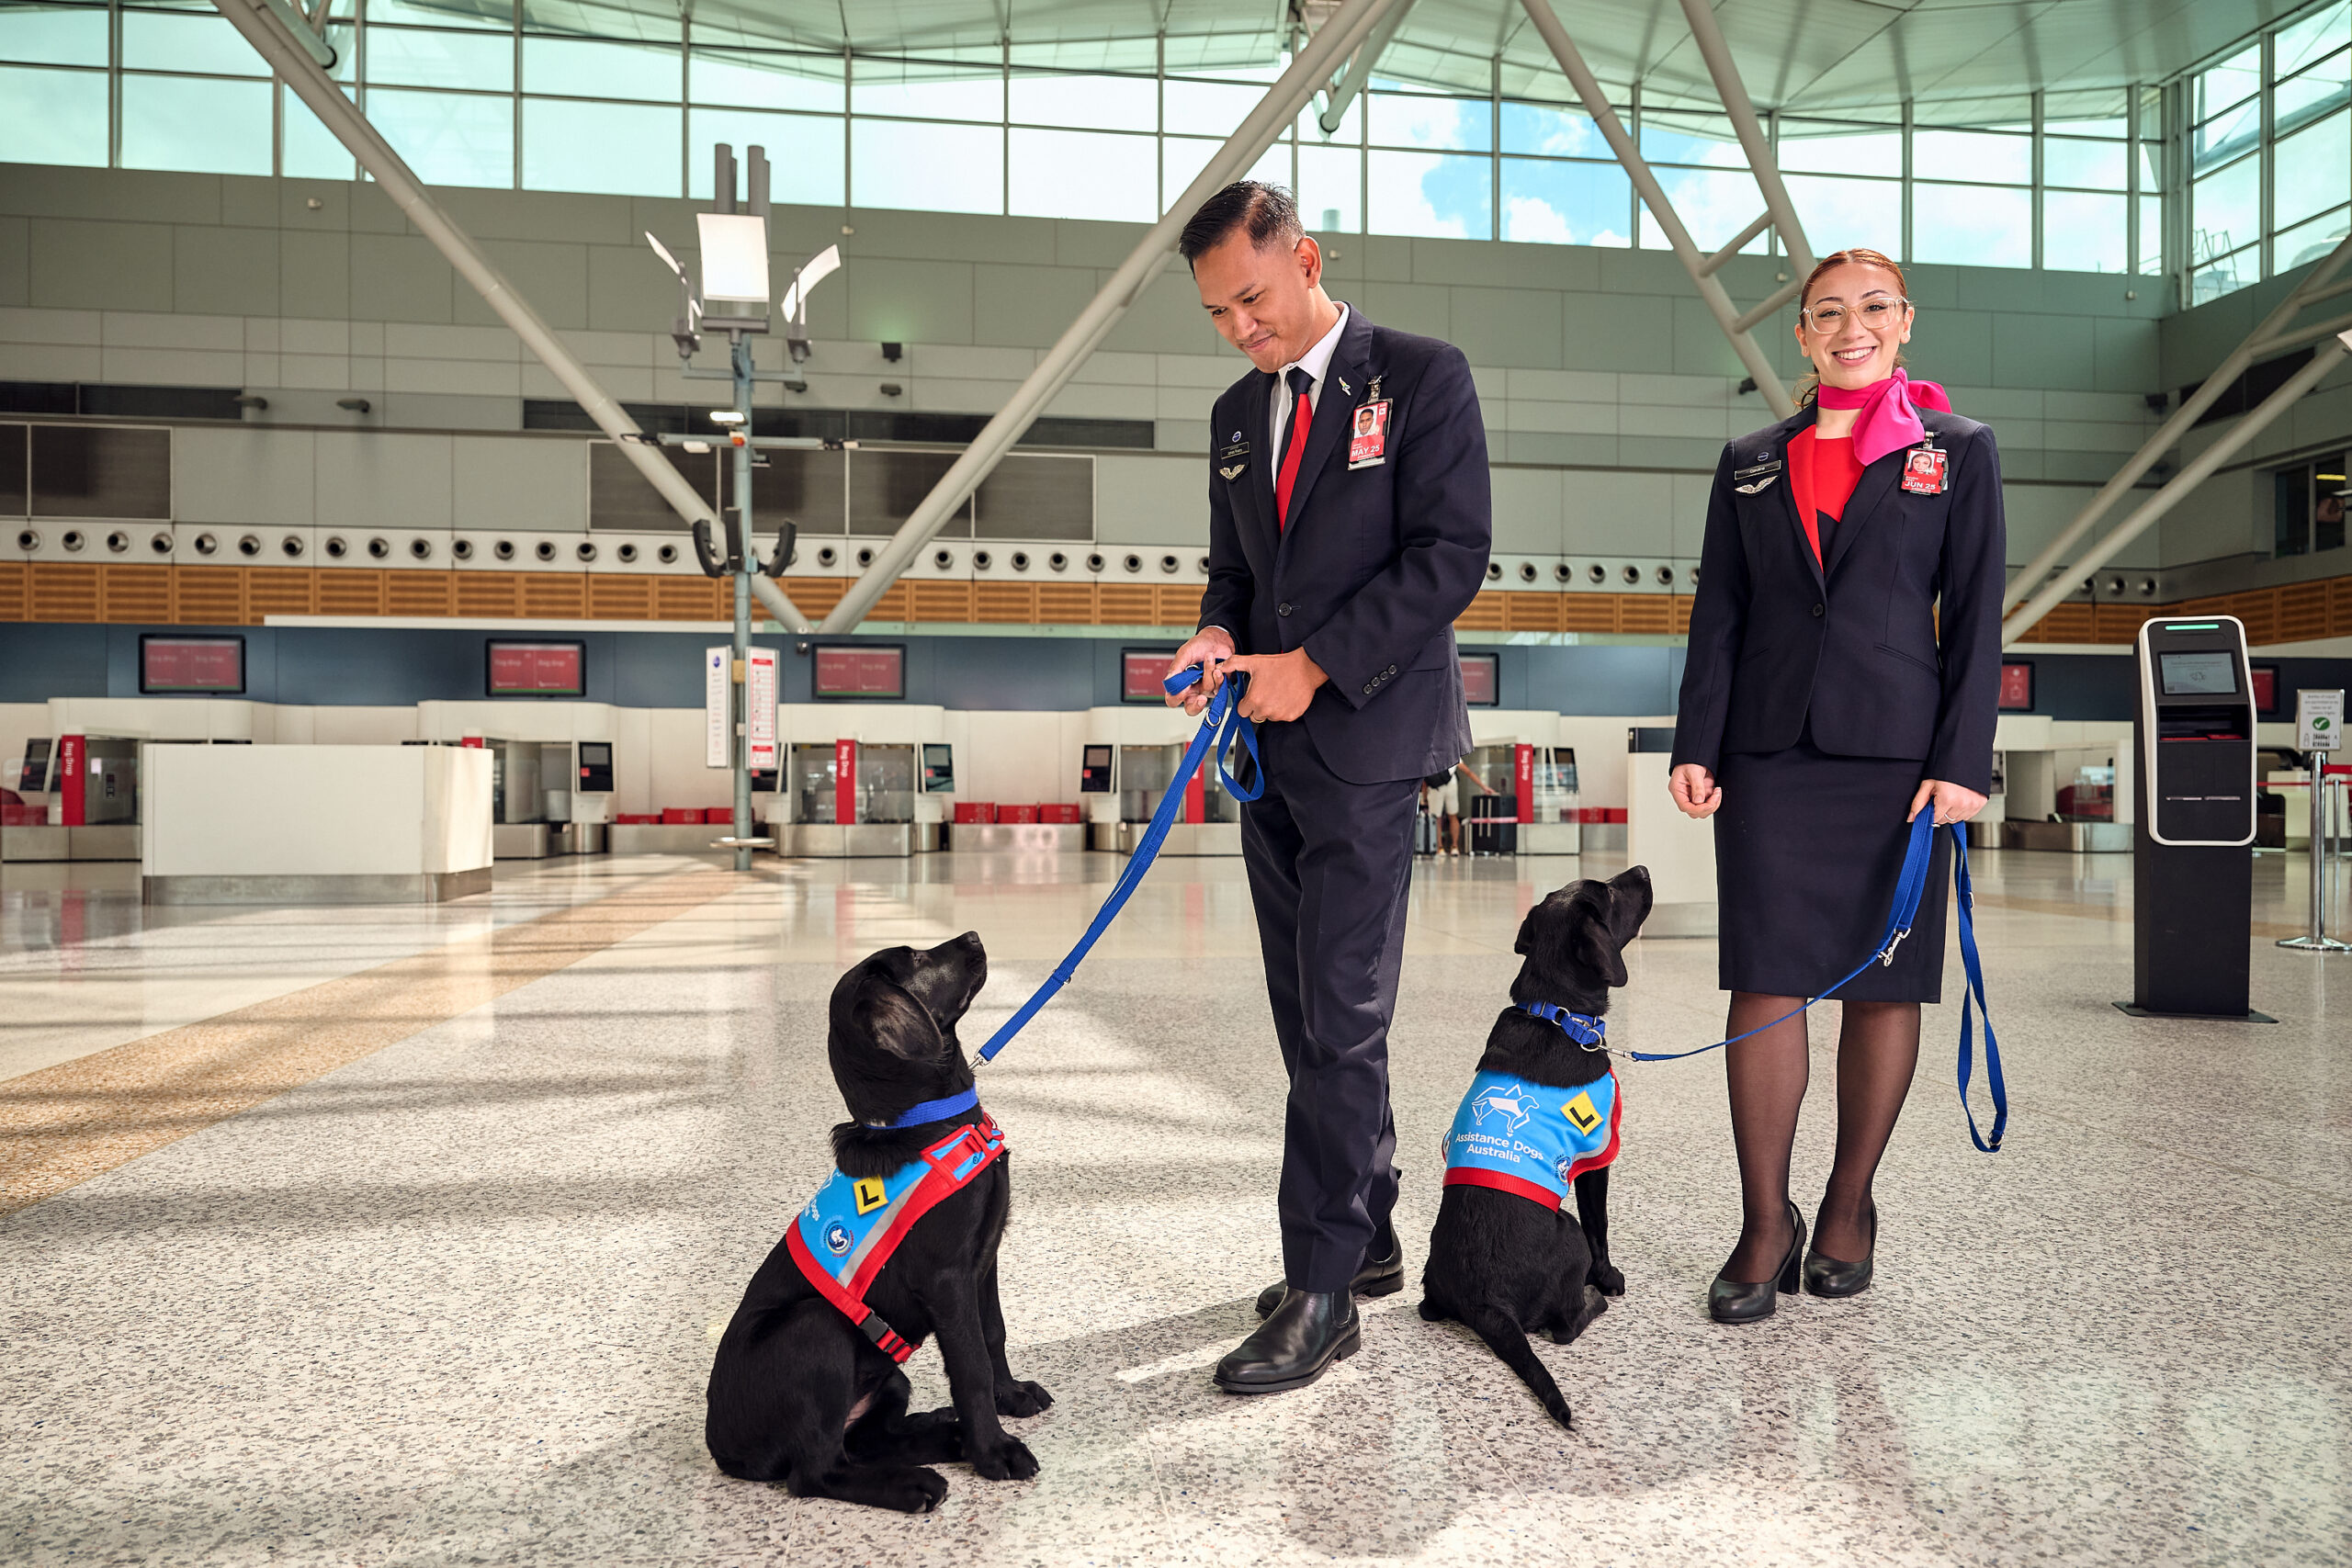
[2158,650,2238,696]
[1080,744,1114,793]
[921,742,956,794]
[18,738,53,792]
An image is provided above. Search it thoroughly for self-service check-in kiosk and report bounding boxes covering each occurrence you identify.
[2122,616,2271,1021]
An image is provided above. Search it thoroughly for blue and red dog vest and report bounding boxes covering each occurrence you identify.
[785,1113,1007,1362]
[1442,1067,1621,1210]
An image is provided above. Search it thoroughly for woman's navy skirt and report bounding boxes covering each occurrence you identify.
[1712,734,1951,1003]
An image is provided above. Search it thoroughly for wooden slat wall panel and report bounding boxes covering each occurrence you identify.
[650,577,715,619]
[1559,594,1617,632]
[1670,595,1692,636]
[2278,581,2331,643]
[1156,584,1204,626]
[868,582,910,620]
[0,561,26,621]
[456,573,523,618]
[1453,592,1507,631]
[1503,593,1562,632]
[910,581,975,622]
[1036,582,1094,624]
[1617,596,1673,635]
[316,570,385,615]
[386,572,454,617]
[2335,578,2352,636]
[100,564,171,623]
[519,574,585,618]
[2227,591,2278,645]
[245,568,315,618]
[975,582,1037,623]
[781,577,846,618]
[587,574,652,621]
[1095,584,1156,625]
[2092,604,2152,642]
[29,563,99,622]
[173,566,243,626]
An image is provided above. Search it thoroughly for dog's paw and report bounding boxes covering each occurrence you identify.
[1591,1262,1626,1297]
[885,1467,950,1513]
[1545,1398,1575,1431]
[970,1436,1040,1482]
[996,1380,1053,1418]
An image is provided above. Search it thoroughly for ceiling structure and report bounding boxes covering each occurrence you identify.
[537,0,2315,114]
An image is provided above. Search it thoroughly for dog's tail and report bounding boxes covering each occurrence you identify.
[1456,1301,1573,1429]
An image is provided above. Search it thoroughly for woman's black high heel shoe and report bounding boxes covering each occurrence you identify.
[1708,1200,1804,1324]
[1804,1200,1877,1298]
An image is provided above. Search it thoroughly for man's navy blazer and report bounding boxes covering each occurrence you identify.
[1196,305,1490,784]
[1670,403,2006,795]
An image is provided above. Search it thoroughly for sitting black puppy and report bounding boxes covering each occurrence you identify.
[1419,865,1652,1428]
[706,932,1051,1513]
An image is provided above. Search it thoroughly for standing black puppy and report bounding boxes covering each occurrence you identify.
[1419,866,1652,1428]
[706,932,1051,1513]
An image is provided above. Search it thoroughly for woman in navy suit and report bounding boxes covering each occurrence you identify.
[1668,248,2004,1323]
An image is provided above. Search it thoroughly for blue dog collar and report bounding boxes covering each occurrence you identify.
[867,1084,980,1131]
[1519,1002,1607,1049]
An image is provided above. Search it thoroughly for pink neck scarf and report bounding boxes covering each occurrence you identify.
[1815,369,1951,468]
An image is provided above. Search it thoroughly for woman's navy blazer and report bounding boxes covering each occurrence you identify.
[1670,403,2006,796]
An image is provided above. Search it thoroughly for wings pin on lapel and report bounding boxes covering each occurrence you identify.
[1735,475,1778,493]
[1219,463,1246,480]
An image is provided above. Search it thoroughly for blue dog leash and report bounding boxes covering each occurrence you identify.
[1520,810,2007,1153]
[970,661,1261,1067]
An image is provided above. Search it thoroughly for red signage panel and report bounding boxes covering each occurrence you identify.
[1460,652,1499,707]
[1997,661,2034,711]
[813,645,905,699]
[140,636,244,694]
[1123,649,1177,704]
[487,640,584,696]
[2250,665,2278,715]
[835,737,857,825]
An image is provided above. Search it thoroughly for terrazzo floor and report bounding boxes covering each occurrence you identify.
[2,844,2346,1566]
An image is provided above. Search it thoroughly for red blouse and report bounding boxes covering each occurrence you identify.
[1787,427,1866,565]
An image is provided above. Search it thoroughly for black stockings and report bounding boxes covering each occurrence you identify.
[1721,994,1920,1280]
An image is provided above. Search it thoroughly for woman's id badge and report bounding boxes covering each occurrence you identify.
[1348,400,1392,469]
[1901,446,1948,494]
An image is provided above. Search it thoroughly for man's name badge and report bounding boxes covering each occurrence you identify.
[1216,438,1250,481]
[1348,400,1392,469]
[1901,446,1949,494]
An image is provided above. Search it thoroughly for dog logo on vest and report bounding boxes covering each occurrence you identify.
[853,1176,888,1215]
[822,1219,854,1257]
[1471,1086,1539,1135]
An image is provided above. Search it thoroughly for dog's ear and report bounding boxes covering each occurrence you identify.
[850,974,943,1061]
[1572,907,1631,990]
[1512,903,1543,956]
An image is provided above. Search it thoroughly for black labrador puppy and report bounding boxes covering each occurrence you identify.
[706,932,1051,1513]
[1419,866,1652,1428]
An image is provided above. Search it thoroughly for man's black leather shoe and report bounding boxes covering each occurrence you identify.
[1254,1230,1404,1318]
[1216,1288,1360,1394]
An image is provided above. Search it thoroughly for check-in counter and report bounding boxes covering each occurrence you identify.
[141,745,492,904]
[1626,731,1716,937]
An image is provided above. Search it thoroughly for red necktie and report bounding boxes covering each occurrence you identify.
[1274,366,1313,532]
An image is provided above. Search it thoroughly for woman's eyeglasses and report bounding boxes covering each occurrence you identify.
[1802,298,1910,333]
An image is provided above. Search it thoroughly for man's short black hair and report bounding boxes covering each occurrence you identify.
[1178,181,1305,265]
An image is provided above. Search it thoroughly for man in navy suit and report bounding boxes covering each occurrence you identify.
[1165,182,1491,1393]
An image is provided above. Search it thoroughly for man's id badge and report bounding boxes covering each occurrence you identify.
[1901,446,1949,494]
[1348,400,1392,469]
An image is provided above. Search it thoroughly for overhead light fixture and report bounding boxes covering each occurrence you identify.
[683,439,713,454]
[781,244,842,366]
[782,378,808,394]
[709,409,747,426]
[880,382,903,397]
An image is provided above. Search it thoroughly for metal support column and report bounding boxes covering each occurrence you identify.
[817,0,1406,634]
[729,334,755,872]
[2004,229,2352,616]
[213,0,760,598]
[1519,0,1808,417]
[2278,762,2350,953]
[1674,0,1813,278]
[2002,334,2352,647]
[1317,0,1417,136]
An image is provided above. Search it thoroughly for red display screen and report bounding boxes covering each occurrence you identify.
[487,640,585,696]
[813,645,904,699]
[2251,665,2278,715]
[1123,649,1177,704]
[1460,652,1499,707]
[141,636,244,694]
[1997,661,2034,710]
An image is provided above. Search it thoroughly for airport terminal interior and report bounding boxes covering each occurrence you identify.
[3,0,2351,1562]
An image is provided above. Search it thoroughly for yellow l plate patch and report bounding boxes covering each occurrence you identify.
[853,1176,889,1214]
[1564,1092,1601,1135]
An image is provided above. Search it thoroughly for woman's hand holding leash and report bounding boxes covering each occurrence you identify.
[1907,779,1988,827]
[1669,763,1721,819]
